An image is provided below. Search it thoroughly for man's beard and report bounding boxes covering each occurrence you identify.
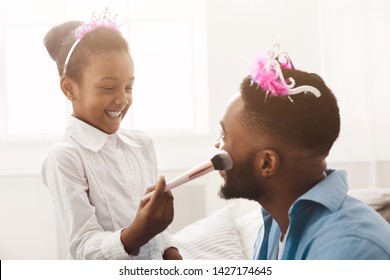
[219,153,263,201]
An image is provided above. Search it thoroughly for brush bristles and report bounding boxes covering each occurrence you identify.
[210,150,233,170]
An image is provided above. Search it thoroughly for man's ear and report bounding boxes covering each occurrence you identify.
[255,149,280,177]
[60,76,76,101]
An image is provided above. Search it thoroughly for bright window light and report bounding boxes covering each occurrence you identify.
[1,0,207,138]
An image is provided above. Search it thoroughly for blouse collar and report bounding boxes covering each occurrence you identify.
[66,116,141,152]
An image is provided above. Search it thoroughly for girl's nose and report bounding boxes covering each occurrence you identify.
[115,90,130,105]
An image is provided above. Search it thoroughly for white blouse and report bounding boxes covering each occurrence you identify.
[41,116,174,259]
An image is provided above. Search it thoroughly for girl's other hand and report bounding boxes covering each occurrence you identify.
[163,247,183,260]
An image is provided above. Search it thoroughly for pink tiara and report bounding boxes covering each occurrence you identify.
[250,44,321,101]
[73,8,121,39]
[63,8,122,75]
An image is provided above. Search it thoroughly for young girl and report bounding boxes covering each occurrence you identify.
[41,12,182,260]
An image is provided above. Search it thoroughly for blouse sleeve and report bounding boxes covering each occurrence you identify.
[41,144,136,260]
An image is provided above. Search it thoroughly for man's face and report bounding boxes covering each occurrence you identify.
[216,94,265,200]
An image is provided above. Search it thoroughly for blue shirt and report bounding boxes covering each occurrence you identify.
[253,169,390,259]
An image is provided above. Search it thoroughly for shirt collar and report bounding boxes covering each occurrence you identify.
[292,169,349,213]
[258,169,349,259]
[66,116,142,152]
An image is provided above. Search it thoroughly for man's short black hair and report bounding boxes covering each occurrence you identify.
[240,68,340,154]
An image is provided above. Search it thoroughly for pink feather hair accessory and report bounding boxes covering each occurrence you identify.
[250,44,321,100]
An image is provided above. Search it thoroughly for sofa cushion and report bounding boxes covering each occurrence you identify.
[348,188,390,223]
[173,203,245,260]
[235,207,263,259]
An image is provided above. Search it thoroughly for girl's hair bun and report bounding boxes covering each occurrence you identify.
[43,20,82,61]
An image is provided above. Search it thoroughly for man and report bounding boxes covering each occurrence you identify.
[216,45,390,259]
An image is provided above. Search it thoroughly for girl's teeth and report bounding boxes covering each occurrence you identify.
[106,111,121,118]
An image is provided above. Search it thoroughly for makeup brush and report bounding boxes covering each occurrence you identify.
[141,150,233,202]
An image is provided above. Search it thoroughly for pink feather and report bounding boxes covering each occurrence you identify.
[251,56,291,97]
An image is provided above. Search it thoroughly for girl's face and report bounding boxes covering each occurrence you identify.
[72,50,134,134]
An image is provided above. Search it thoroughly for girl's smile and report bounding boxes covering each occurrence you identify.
[70,50,135,134]
[105,110,123,118]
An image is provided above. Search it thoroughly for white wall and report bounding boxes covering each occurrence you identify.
[204,0,322,136]
[0,175,58,259]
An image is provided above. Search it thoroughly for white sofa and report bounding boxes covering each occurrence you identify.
[172,188,390,260]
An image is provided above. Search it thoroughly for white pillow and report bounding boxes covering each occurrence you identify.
[348,188,390,223]
[172,203,245,260]
[236,207,264,259]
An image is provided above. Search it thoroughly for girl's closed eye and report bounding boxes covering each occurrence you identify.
[101,85,115,92]
[125,85,133,93]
